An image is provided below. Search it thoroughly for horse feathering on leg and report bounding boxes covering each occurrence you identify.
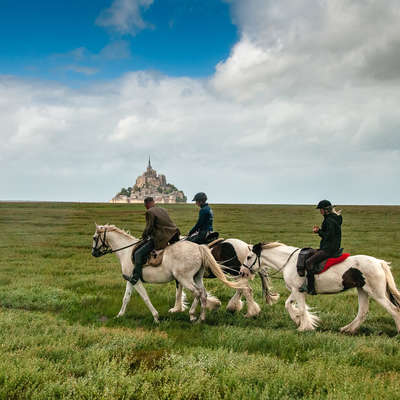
[241,242,400,333]
[92,224,245,323]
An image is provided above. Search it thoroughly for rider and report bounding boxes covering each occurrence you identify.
[301,200,343,295]
[128,197,180,285]
[187,192,214,244]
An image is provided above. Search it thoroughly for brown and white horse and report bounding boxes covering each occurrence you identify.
[241,242,400,333]
[171,238,280,318]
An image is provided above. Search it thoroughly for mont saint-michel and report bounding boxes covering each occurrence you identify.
[110,159,187,204]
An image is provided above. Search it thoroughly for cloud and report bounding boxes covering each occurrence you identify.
[2,0,400,204]
[96,0,154,36]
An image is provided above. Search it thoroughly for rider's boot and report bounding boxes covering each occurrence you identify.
[129,264,142,285]
[307,272,316,295]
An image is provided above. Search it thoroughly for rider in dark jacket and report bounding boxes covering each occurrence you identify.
[187,192,214,244]
[301,200,343,295]
[127,197,180,285]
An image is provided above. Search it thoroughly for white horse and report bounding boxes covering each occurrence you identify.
[171,238,280,318]
[91,224,244,323]
[241,242,400,333]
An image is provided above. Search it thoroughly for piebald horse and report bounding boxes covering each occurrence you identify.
[241,242,400,333]
[91,224,244,323]
[171,239,280,318]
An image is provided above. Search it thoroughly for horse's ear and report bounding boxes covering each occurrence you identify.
[253,242,262,256]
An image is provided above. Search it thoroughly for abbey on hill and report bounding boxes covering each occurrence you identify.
[110,158,187,204]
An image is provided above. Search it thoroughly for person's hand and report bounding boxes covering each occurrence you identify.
[313,225,319,233]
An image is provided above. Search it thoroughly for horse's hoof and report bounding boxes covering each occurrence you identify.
[168,307,182,313]
[153,314,160,324]
[297,326,315,332]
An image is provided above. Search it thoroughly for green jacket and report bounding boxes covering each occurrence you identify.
[318,213,342,254]
[142,206,179,249]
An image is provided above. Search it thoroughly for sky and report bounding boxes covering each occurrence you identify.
[1,0,400,205]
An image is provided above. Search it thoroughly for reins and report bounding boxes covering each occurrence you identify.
[243,246,300,278]
[267,248,300,278]
[93,228,141,257]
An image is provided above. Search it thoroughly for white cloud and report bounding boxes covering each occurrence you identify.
[2,0,400,204]
[96,0,154,36]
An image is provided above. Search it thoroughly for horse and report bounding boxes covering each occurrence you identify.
[91,224,244,323]
[170,238,280,318]
[241,242,400,333]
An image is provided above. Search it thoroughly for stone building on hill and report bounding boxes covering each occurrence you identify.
[110,158,186,204]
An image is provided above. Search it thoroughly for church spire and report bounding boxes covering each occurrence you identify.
[148,156,152,169]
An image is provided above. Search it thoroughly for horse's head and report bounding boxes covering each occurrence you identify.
[92,224,112,257]
[240,242,263,277]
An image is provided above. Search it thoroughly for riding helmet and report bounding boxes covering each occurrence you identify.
[316,200,332,209]
[192,192,207,203]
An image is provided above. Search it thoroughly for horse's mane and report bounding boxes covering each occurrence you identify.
[262,242,286,249]
[96,224,135,239]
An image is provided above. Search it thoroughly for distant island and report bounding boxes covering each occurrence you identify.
[110,158,187,204]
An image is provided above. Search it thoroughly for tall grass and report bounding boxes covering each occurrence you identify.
[0,202,400,399]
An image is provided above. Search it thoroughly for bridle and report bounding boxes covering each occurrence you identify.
[242,245,300,277]
[92,228,141,257]
[242,251,261,273]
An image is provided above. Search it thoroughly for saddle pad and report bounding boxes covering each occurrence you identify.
[317,253,351,274]
[146,250,164,267]
[208,238,225,248]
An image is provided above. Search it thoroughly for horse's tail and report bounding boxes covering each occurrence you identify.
[259,270,280,305]
[380,261,400,309]
[199,245,247,289]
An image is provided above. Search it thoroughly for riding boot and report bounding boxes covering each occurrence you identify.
[129,264,142,285]
[307,271,316,295]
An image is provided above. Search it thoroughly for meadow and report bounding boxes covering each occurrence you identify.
[0,201,400,399]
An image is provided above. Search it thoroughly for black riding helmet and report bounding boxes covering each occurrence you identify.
[316,200,332,209]
[192,192,207,203]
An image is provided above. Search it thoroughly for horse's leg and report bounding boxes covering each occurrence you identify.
[259,271,280,305]
[193,271,208,322]
[292,289,320,331]
[285,292,300,326]
[117,281,134,318]
[369,294,400,332]
[132,281,160,323]
[363,274,400,332]
[340,288,369,334]
[178,278,202,322]
[242,284,261,318]
[226,290,244,313]
[169,281,186,313]
[189,297,199,322]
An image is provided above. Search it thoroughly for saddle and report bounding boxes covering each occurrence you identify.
[130,241,172,268]
[297,248,348,276]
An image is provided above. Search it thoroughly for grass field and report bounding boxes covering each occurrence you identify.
[1,202,400,399]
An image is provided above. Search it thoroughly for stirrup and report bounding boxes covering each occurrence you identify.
[299,280,308,293]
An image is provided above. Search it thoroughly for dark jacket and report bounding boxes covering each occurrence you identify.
[318,213,342,255]
[189,203,213,236]
[142,206,179,250]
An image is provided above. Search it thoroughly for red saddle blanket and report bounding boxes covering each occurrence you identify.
[317,253,351,274]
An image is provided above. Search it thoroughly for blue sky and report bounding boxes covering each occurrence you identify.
[1,0,400,204]
[0,0,237,83]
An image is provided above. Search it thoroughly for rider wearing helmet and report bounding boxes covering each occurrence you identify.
[301,200,343,295]
[187,192,214,244]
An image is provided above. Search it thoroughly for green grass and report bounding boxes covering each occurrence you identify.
[1,202,400,399]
